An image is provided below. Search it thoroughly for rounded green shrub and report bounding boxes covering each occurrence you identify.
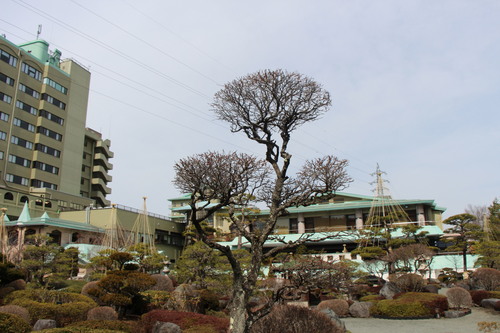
[4,289,96,326]
[87,306,118,321]
[359,294,384,302]
[371,299,430,318]
[395,292,448,315]
[0,312,31,333]
[0,304,30,323]
[67,320,133,332]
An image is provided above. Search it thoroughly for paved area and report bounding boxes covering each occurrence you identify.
[343,308,499,333]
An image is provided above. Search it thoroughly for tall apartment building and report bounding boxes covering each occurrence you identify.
[0,36,112,219]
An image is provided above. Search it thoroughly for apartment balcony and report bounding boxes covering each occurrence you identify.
[93,153,113,170]
[91,190,110,208]
[91,178,111,194]
[92,165,112,182]
[95,140,114,158]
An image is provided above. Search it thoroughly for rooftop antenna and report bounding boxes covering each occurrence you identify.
[36,24,42,39]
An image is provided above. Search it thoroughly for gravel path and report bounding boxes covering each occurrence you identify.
[343,308,499,333]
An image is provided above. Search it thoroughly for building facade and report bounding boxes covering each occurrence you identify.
[0,36,112,219]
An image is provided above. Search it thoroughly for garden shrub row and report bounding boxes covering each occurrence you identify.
[370,292,448,318]
[0,312,31,333]
[4,290,96,326]
[140,310,229,333]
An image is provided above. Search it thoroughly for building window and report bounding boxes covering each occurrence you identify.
[0,131,6,141]
[5,174,29,186]
[31,179,58,190]
[19,83,40,99]
[0,92,12,104]
[35,143,61,158]
[21,62,42,81]
[0,151,4,160]
[43,77,67,94]
[37,126,62,141]
[39,109,64,125]
[41,93,65,110]
[0,112,9,122]
[20,196,29,203]
[11,136,33,150]
[33,161,59,174]
[0,49,17,67]
[4,192,13,201]
[8,154,31,167]
[16,100,38,115]
[0,72,14,86]
[13,118,35,132]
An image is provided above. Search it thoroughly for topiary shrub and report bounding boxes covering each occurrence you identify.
[150,274,174,292]
[141,290,173,311]
[250,305,344,333]
[470,290,493,305]
[81,281,100,300]
[0,312,31,333]
[359,294,384,302]
[0,304,30,323]
[140,310,229,333]
[393,274,425,292]
[67,320,133,332]
[34,328,127,333]
[471,268,500,291]
[395,292,448,316]
[316,299,349,317]
[447,287,473,309]
[87,306,118,321]
[370,299,430,318]
[4,289,96,326]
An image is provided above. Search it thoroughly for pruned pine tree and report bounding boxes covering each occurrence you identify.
[173,69,353,333]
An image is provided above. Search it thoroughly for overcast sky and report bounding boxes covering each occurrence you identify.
[2,0,499,218]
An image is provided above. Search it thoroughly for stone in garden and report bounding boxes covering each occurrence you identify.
[379,282,401,300]
[33,319,57,331]
[349,301,373,318]
[152,321,182,333]
[481,298,500,311]
[316,307,346,332]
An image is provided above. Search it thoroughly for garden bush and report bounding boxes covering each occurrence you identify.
[81,281,99,299]
[87,306,118,321]
[0,304,30,323]
[35,328,127,333]
[316,299,350,317]
[393,273,425,292]
[470,290,493,305]
[0,312,31,333]
[197,289,221,313]
[141,290,173,311]
[150,274,174,292]
[4,289,96,326]
[67,320,133,332]
[370,299,430,318]
[395,292,448,315]
[471,268,500,291]
[359,294,384,302]
[140,309,229,333]
[447,287,473,309]
[250,305,344,333]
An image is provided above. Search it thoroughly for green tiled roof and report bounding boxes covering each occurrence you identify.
[6,212,104,233]
[221,225,444,249]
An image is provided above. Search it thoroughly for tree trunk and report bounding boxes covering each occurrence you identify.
[230,283,250,333]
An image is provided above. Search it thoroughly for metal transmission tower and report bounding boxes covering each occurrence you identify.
[365,164,411,228]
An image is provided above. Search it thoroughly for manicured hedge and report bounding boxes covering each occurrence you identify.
[395,292,448,315]
[4,289,96,326]
[0,312,31,333]
[470,290,500,305]
[370,300,430,318]
[140,310,229,333]
[371,292,448,318]
[67,320,134,332]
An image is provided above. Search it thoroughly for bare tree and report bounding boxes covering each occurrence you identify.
[465,204,489,227]
[173,69,352,333]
